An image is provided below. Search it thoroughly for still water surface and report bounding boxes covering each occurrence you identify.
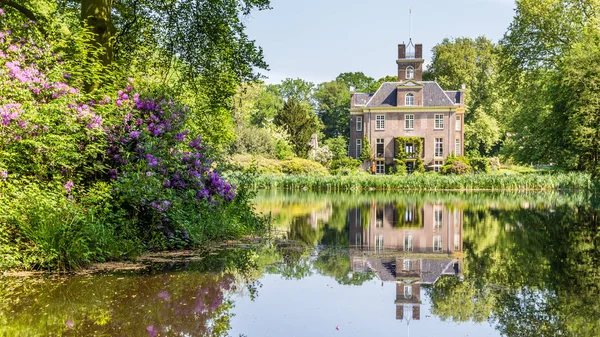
[1,191,599,337]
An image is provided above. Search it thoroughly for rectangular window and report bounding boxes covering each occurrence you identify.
[405,114,414,129]
[434,138,443,158]
[376,138,385,158]
[356,139,362,159]
[434,235,443,252]
[356,116,363,132]
[404,234,413,251]
[404,285,413,298]
[375,235,384,252]
[403,259,413,271]
[433,160,444,172]
[434,206,443,232]
[454,233,461,251]
[376,115,385,130]
[376,207,384,227]
[455,115,461,131]
[455,139,461,156]
[376,161,385,175]
[434,114,444,129]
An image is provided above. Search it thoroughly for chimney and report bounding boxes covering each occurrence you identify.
[398,44,406,59]
[415,44,423,59]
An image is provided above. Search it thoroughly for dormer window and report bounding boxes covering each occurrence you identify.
[406,66,415,80]
[406,93,415,106]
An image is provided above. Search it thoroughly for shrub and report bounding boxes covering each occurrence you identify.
[275,139,294,160]
[330,157,361,175]
[280,158,328,175]
[441,156,473,175]
[393,159,407,176]
[324,137,348,161]
[442,161,472,175]
[308,146,333,166]
[470,157,492,173]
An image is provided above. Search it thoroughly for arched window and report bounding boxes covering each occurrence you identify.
[406,66,415,80]
[405,93,415,106]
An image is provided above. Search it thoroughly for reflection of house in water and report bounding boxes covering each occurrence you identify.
[349,202,463,321]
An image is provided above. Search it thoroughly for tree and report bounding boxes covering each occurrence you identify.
[464,109,501,156]
[271,78,314,103]
[313,81,351,138]
[553,26,600,176]
[499,0,600,167]
[324,137,348,161]
[274,98,322,158]
[427,36,504,155]
[335,72,375,92]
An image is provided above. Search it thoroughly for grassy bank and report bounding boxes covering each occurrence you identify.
[237,172,593,191]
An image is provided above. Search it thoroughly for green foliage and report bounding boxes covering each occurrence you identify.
[274,98,322,158]
[324,136,348,161]
[470,156,492,173]
[270,78,314,103]
[314,81,351,138]
[394,137,425,174]
[330,157,361,175]
[335,72,376,92]
[226,155,328,175]
[427,36,504,156]
[308,146,333,167]
[441,156,473,175]
[360,136,372,162]
[274,139,294,160]
[244,172,591,191]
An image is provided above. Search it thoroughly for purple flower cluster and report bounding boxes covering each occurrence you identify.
[105,91,236,217]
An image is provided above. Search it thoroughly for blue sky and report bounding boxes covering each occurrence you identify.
[245,0,516,84]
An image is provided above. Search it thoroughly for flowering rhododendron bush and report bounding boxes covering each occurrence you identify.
[0,16,264,270]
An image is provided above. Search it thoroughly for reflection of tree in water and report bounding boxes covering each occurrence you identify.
[428,205,600,336]
[0,272,235,337]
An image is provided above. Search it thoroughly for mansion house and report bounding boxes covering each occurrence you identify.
[349,41,465,174]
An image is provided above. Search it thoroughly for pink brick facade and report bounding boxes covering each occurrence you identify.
[349,41,465,173]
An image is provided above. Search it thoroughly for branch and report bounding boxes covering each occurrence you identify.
[0,0,47,37]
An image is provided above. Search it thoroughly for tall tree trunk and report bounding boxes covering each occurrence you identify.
[81,0,115,66]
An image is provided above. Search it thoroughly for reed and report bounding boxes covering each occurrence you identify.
[238,172,593,191]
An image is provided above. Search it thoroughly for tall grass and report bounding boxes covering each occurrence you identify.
[240,172,593,191]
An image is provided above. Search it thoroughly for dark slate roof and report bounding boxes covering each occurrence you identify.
[351,93,374,108]
[445,91,461,105]
[363,81,456,108]
[420,259,456,284]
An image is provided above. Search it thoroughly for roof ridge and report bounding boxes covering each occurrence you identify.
[365,82,387,107]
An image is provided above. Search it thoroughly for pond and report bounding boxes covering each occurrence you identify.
[1,190,599,336]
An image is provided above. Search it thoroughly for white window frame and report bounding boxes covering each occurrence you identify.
[356,139,362,159]
[434,235,443,252]
[376,138,385,158]
[376,161,385,175]
[434,114,444,129]
[405,114,414,129]
[376,115,385,130]
[434,206,443,232]
[404,234,413,251]
[375,234,384,252]
[405,93,415,106]
[455,115,461,131]
[434,160,444,172]
[434,138,443,158]
[406,66,415,80]
[455,139,461,156]
[454,233,461,251]
[404,285,413,298]
[356,116,363,132]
